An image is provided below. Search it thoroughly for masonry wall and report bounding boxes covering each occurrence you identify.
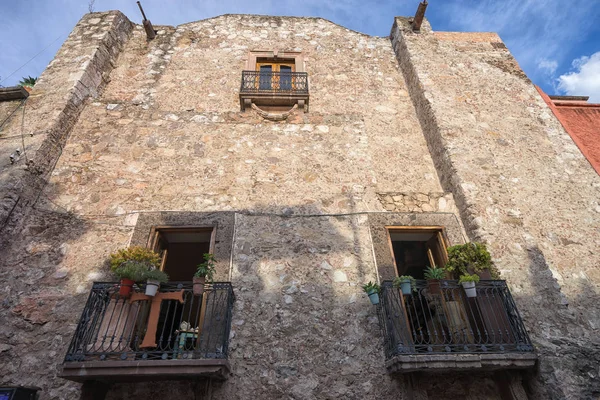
[1,10,598,400]
[391,17,600,400]
[0,11,466,400]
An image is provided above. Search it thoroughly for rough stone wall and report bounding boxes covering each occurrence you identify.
[0,12,457,400]
[0,11,132,231]
[4,9,595,400]
[0,11,135,399]
[392,17,600,400]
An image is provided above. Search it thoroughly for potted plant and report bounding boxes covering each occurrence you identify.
[143,269,169,297]
[113,261,147,297]
[362,281,381,305]
[18,76,37,93]
[424,266,445,295]
[393,275,416,296]
[458,273,480,298]
[194,253,216,296]
[445,242,499,280]
[109,246,162,297]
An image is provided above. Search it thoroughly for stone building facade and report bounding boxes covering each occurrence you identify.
[0,8,598,400]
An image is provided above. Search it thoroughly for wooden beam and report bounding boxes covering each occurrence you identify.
[0,86,29,101]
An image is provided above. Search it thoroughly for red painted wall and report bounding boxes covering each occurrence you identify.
[537,86,600,175]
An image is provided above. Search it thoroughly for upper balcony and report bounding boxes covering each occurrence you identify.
[60,281,234,383]
[378,280,536,373]
[239,70,309,112]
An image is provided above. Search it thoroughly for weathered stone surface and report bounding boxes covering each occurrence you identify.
[0,9,597,400]
[392,17,600,400]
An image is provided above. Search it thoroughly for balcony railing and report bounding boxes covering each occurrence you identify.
[62,281,234,374]
[240,70,309,94]
[378,280,534,360]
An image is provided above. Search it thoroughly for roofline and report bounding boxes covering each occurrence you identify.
[549,95,590,102]
[171,13,391,38]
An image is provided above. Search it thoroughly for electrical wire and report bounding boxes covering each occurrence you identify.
[0,34,64,86]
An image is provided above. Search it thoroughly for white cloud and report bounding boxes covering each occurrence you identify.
[558,52,600,103]
[435,0,600,90]
[537,58,558,75]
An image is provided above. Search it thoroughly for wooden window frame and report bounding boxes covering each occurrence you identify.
[385,226,450,278]
[146,226,216,272]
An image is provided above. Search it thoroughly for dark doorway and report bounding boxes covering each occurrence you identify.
[388,228,448,278]
[152,228,213,281]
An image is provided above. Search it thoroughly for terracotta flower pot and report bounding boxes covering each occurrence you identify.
[119,278,134,297]
[427,279,441,295]
[193,276,206,296]
[477,270,492,280]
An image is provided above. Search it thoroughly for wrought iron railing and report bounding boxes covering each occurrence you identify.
[377,280,533,359]
[240,70,309,94]
[64,282,234,363]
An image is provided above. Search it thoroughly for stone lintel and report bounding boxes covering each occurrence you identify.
[386,353,537,374]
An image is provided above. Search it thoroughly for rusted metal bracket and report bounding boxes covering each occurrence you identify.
[412,1,428,32]
[137,1,156,40]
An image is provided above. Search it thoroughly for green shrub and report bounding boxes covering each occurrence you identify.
[143,269,169,283]
[109,246,161,271]
[445,242,499,278]
[195,253,216,281]
[113,260,148,281]
[458,273,480,284]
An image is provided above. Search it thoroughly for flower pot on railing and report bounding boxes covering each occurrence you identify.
[145,280,160,297]
[461,281,477,297]
[399,280,412,296]
[193,276,206,296]
[119,278,135,297]
[362,281,381,305]
[424,266,445,295]
[426,279,441,295]
[367,289,380,305]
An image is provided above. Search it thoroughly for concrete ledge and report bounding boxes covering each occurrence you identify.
[60,359,231,383]
[386,353,537,374]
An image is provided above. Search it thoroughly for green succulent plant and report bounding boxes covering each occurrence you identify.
[424,266,445,280]
[362,281,380,294]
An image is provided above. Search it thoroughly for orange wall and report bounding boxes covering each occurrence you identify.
[537,86,600,175]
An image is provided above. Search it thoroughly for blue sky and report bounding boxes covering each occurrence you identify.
[1,0,599,101]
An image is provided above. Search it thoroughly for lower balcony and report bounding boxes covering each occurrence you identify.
[60,282,234,383]
[378,280,537,373]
